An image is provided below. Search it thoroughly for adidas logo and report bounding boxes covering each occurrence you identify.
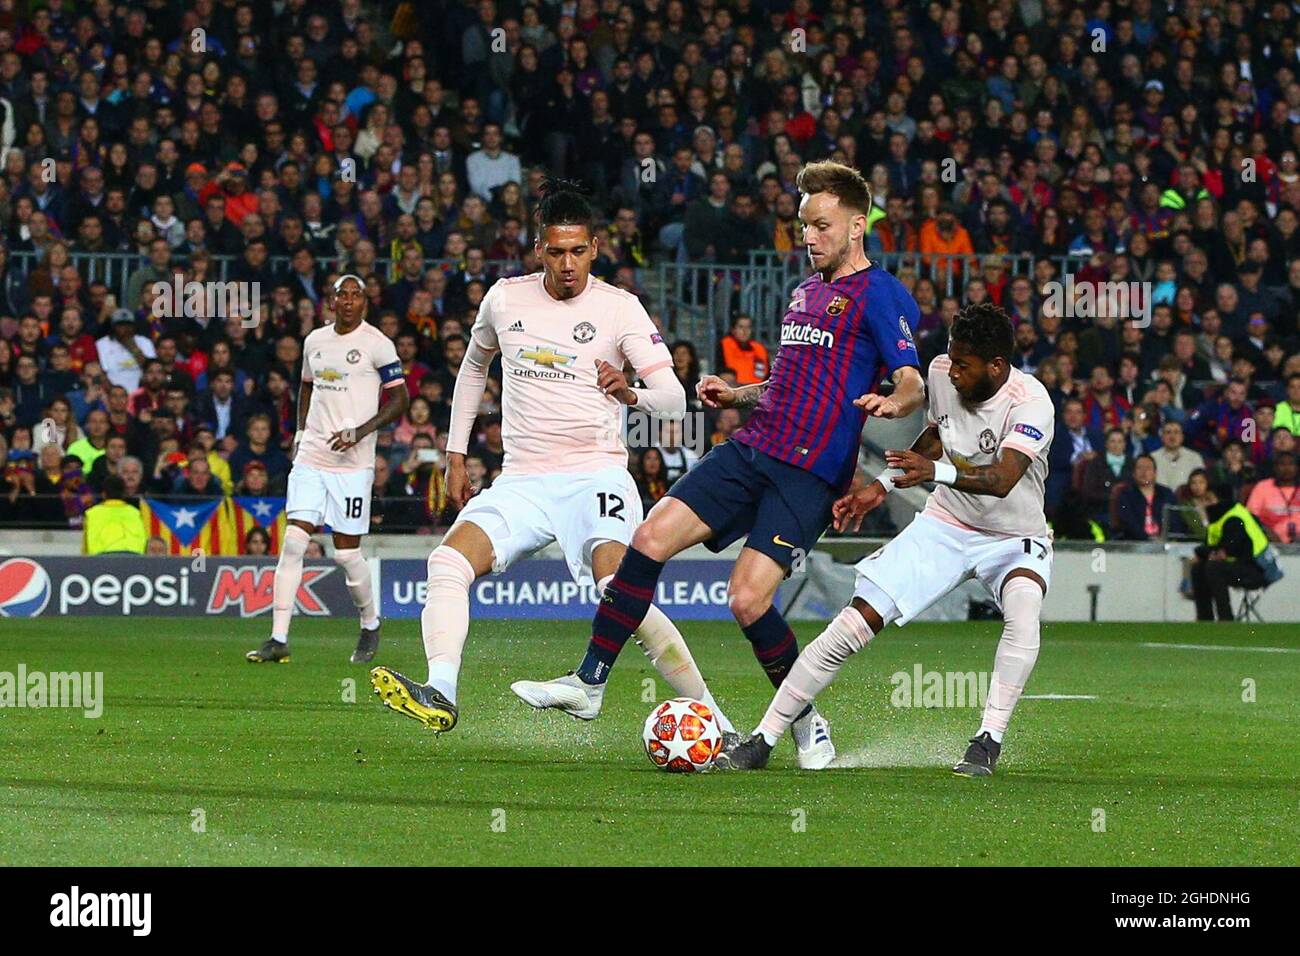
[506,320,524,333]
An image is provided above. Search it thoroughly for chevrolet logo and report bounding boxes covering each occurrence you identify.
[517,346,576,368]
[317,368,344,382]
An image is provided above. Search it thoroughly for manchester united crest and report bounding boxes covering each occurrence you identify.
[346,349,362,364]
[573,321,596,344]
[978,428,998,455]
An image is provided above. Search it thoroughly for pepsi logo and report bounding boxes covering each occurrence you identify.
[0,558,52,617]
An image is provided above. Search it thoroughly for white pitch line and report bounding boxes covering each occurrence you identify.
[1023,693,1097,700]
[1139,642,1300,654]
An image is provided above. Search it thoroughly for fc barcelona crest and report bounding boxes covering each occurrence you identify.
[826,295,849,316]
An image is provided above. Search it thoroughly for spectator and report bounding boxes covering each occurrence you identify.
[719,314,769,386]
[1080,427,1132,527]
[1081,364,1131,433]
[117,455,145,501]
[82,475,146,555]
[229,414,291,489]
[1150,420,1205,493]
[243,526,271,557]
[393,396,439,452]
[1176,468,1220,540]
[97,310,157,393]
[172,453,223,499]
[1246,451,1300,543]
[67,408,111,472]
[466,123,522,202]
[1114,454,1183,541]
[1185,378,1254,457]
[670,340,701,408]
[683,171,733,261]
[1274,374,1300,435]
[1048,398,1102,515]
[655,418,700,486]
[919,204,974,284]
[1209,440,1256,503]
[192,367,254,442]
[635,447,670,512]
[471,416,505,474]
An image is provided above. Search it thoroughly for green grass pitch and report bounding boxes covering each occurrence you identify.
[1,616,1297,866]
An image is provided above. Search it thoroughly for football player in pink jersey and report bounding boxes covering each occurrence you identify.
[719,303,1055,775]
[369,180,737,739]
[246,274,409,665]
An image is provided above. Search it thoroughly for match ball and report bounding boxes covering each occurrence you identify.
[641,698,724,773]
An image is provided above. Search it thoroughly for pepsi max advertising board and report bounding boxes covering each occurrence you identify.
[0,557,353,618]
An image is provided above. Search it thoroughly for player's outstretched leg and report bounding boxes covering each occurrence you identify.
[370,665,458,732]
[333,542,381,663]
[246,524,311,662]
[370,543,478,733]
[954,574,1043,777]
[717,602,877,770]
[632,603,736,737]
[512,585,737,735]
[728,551,835,769]
[530,499,711,704]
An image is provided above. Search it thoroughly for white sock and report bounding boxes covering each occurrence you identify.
[978,726,1005,744]
[757,606,875,746]
[428,661,460,703]
[422,546,477,705]
[334,547,380,631]
[271,525,311,642]
[979,576,1043,740]
[621,577,735,734]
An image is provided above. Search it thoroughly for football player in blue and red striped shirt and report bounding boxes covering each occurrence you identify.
[512,161,925,768]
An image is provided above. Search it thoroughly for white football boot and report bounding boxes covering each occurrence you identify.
[791,706,836,769]
[510,673,605,720]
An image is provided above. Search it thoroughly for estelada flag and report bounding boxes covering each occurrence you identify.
[140,497,238,555]
[231,496,288,554]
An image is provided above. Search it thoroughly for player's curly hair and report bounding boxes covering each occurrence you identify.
[537,176,595,233]
[950,301,1015,363]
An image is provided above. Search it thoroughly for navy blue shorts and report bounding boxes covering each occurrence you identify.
[666,439,838,570]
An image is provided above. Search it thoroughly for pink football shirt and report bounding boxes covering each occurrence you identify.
[297,321,404,473]
[465,273,672,474]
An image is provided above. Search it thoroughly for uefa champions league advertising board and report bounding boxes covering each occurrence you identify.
[382,558,744,620]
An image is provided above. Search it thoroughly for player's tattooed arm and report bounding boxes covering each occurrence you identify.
[855,365,926,418]
[329,384,409,451]
[730,381,768,408]
[696,374,767,409]
[886,446,1032,498]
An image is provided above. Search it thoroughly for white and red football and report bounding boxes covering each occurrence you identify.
[641,698,724,773]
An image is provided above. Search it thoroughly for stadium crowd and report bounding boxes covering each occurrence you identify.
[0,0,1299,563]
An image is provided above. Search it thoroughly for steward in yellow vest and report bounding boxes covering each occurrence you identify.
[83,475,147,555]
[1191,501,1278,621]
